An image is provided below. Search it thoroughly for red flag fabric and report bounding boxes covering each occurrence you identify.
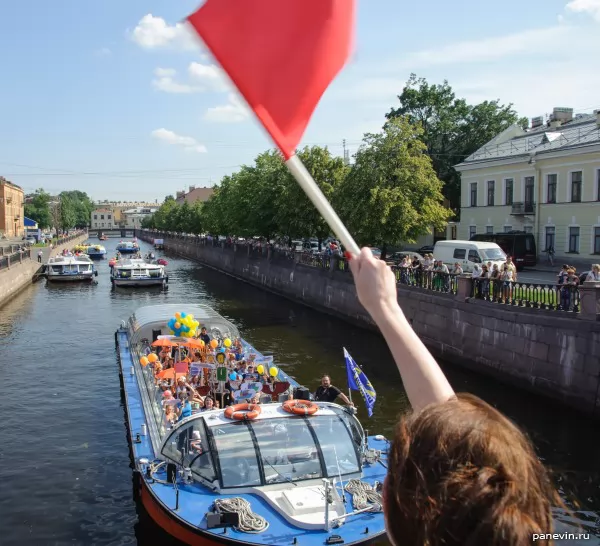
[187,0,355,160]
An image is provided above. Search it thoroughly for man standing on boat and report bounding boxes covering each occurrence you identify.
[314,375,353,406]
[198,327,211,345]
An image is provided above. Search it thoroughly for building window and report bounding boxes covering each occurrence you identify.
[504,225,513,233]
[545,226,555,252]
[571,171,582,203]
[93,215,97,220]
[524,177,535,212]
[547,174,557,203]
[450,225,457,240]
[470,183,477,207]
[594,227,600,254]
[469,226,476,238]
[568,226,580,253]
[487,181,495,206]
[100,214,105,220]
[504,179,513,205]
[486,225,493,234]
[108,214,112,219]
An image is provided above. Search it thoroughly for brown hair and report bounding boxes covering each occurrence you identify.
[384,393,562,546]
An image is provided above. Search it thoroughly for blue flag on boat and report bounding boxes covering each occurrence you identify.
[344,347,376,417]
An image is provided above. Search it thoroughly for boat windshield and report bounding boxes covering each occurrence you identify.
[160,413,362,489]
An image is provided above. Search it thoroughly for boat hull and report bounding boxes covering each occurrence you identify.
[112,278,167,287]
[87,252,106,259]
[47,274,94,282]
[117,248,139,254]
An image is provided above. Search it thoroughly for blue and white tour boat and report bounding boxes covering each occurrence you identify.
[45,254,98,282]
[86,244,107,259]
[116,240,140,254]
[110,258,168,287]
[115,304,387,546]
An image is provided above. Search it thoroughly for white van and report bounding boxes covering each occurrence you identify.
[433,240,506,273]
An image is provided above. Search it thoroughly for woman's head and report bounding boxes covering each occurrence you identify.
[384,394,560,546]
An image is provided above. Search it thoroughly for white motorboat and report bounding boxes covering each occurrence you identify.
[110,258,168,287]
[45,254,97,282]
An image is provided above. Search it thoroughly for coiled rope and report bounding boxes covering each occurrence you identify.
[213,497,269,533]
[344,479,383,512]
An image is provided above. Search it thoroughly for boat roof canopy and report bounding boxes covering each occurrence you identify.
[127,304,240,348]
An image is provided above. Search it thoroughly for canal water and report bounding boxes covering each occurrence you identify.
[0,238,598,545]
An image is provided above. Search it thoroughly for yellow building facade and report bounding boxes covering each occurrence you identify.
[456,109,600,262]
[0,177,25,237]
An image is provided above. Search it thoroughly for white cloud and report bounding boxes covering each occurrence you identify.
[151,128,207,153]
[188,62,231,91]
[396,26,570,69]
[204,94,250,123]
[566,0,600,21]
[152,67,201,94]
[131,14,197,50]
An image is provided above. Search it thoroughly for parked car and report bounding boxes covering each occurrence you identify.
[417,245,434,255]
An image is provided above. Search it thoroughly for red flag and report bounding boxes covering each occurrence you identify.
[187,0,355,160]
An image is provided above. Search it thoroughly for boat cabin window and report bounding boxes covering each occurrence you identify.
[161,420,217,484]
[212,422,262,488]
[310,415,361,476]
[251,418,321,485]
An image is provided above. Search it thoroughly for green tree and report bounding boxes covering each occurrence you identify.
[59,194,77,232]
[386,74,527,214]
[275,146,349,246]
[152,197,180,231]
[336,117,452,259]
[60,190,94,227]
[24,189,52,229]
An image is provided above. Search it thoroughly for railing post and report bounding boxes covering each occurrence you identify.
[578,283,600,320]
[456,275,472,300]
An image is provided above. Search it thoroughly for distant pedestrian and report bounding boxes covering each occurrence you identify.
[37,250,43,263]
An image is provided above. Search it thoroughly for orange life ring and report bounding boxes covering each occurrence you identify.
[224,403,261,421]
[282,400,319,416]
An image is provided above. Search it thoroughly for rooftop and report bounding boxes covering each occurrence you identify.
[458,112,600,166]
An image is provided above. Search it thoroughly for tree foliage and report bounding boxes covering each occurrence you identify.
[24,189,52,229]
[336,117,452,259]
[141,140,451,254]
[386,74,528,214]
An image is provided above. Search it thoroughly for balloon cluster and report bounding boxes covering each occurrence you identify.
[140,353,158,367]
[256,364,279,377]
[167,312,199,338]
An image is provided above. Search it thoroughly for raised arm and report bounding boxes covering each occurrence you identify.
[347,248,455,413]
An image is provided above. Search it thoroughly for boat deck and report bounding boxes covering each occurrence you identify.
[116,329,387,545]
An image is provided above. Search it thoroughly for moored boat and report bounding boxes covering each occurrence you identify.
[45,254,98,282]
[154,238,164,250]
[111,258,168,287]
[116,240,140,254]
[115,304,387,546]
[86,244,107,259]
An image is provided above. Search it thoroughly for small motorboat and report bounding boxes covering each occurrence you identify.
[99,233,108,241]
[45,254,98,282]
[116,240,140,254]
[111,258,168,287]
[87,244,107,259]
[115,303,386,546]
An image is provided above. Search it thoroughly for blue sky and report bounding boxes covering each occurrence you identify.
[0,0,599,202]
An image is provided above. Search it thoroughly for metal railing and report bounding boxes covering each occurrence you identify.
[471,278,580,312]
[139,231,584,313]
[0,248,31,270]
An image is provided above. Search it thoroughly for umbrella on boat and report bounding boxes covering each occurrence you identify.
[152,338,177,347]
[181,338,205,349]
[156,368,186,381]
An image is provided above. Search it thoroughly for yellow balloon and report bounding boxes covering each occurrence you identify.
[140,356,149,366]
[188,314,194,321]
[175,312,181,320]
[256,364,264,375]
[174,321,181,329]
[147,353,158,363]
[269,366,278,377]
[223,338,231,348]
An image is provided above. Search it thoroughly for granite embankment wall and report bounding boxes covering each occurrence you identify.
[140,233,600,418]
[0,234,88,308]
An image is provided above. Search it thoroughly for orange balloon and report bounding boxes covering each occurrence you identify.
[210,339,218,349]
[140,356,149,367]
[147,353,158,363]
[174,322,181,329]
